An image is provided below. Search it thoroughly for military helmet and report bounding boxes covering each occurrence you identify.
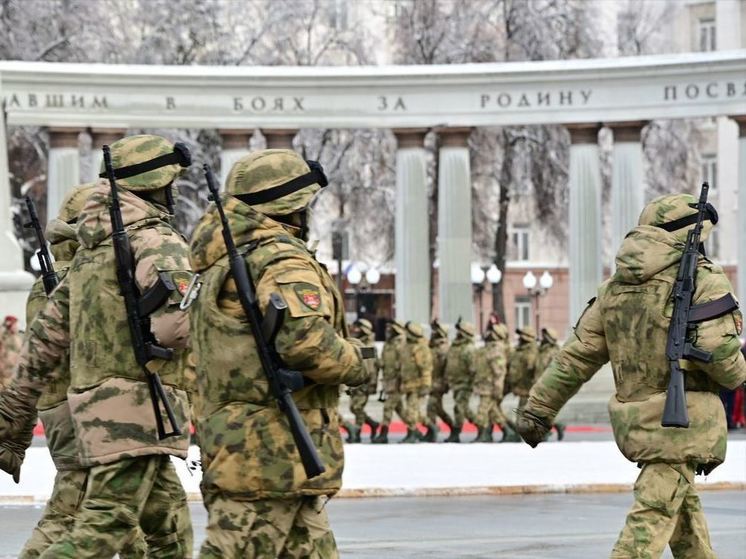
[57,183,96,223]
[354,318,374,336]
[389,319,405,335]
[430,319,448,340]
[455,319,476,338]
[638,193,716,243]
[541,327,559,344]
[517,326,536,342]
[226,149,328,216]
[101,135,191,191]
[405,321,424,339]
[483,323,500,341]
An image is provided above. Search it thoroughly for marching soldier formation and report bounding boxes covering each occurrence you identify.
[0,135,742,559]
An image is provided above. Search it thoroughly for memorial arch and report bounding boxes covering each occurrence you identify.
[1,50,745,326]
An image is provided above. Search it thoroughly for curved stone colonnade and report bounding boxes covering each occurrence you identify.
[1,51,745,326]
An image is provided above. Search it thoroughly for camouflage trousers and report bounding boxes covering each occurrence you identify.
[199,495,338,559]
[401,392,424,429]
[452,388,473,428]
[19,469,148,558]
[380,391,403,425]
[349,390,375,426]
[38,455,193,559]
[425,392,454,428]
[474,394,510,429]
[610,462,716,559]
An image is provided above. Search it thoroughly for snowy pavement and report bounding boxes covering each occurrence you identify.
[2,440,744,502]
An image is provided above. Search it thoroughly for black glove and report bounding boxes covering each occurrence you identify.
[515,409,551,448]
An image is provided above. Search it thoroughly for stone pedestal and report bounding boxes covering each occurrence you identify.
[393,129,430,323]
[47,128,81,219]
[567,124,602,327]
[736,116,746,304]
[437,127,473,325]
[219,130,252,188]
[89,128,125,183]
[0,100,34,325]
[263,129,297,150]
[608,122,646,262]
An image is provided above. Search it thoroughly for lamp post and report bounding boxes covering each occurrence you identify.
[346,263,380,320]
[471,263,486,331]
[522,270,553,332]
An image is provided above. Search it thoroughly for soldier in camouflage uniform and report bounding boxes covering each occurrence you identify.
[372,320,406,444]
[0,135,194,558]
[507,326,538,413]
[18,184,149,558]
[343,319,380,443]
[189,149,369,558]
[517,193,746,558]
[472,323,518,443]
[444,320,477,443]
[534,327,565,441]
[424,320,452,442]
[398,322,433,444]
[0,316,21,390]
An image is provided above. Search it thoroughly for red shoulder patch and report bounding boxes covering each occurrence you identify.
[299,289,321,310]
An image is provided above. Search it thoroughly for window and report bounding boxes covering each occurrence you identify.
[698,18,716,52]
[515,297,532,331]
[700,154,719,259]
[509,225,530,262]
[328,0,349,29]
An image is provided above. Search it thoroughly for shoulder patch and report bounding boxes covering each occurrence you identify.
[295,284,321,310]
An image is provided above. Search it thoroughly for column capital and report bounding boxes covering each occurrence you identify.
[566,123,601,145]
[219,129,252,150]
[48,127,80,149]
[393,128,428,149]
[733,115,746,138]
[605,120,648,142]
[262,129,298,149]
[90,128,126,148]
[438,127,473,148]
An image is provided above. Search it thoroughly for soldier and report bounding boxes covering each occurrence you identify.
[398,322,433,443]
[424,319,453,442]
[343,318,380,443]
[189,149,369,558]
[0,315,22,390]
[507,326,538,413]
[535,327,565,441]
[372,319,406,444]
[0,135,194,558]
[472,322,518,442]
[517,193,746,558]
[444,319,476,443]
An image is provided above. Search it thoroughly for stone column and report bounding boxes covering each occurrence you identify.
[567,124,603,326]
[735,116,746,304]
[47,127,81,219]
[0,81,34,324]
[393,129,430,324]
[438,127,473,324]
[219,129,252,187]
[263,129,297,150]
[89,128,125,183]
[608,121,646,260]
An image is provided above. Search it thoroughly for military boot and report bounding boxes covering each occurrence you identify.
[400,428,420,444]
[500,424,521,443]
[423,423,439,442]
[344,422,361,444]
[366,418,380,440]
[554,422,566,441]
[480,426,494,443]
[444,426,461,443]
[372,425,389,444]
[471,427,483,443]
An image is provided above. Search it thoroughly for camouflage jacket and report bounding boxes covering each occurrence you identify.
[429,338,450,395]
[350,331,378,395]
[535,341,560,386]
[400,336,433,393]
[507,341,538,397]
[473,340,507,398]
[445,336,476,392]
[381,333,404,393]
[23,217,80,470]
[527,226,746,469]
[0,328,21,391]
[189,196,367,501]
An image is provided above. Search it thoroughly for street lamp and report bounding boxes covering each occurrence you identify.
[523,270,553,332]
[471,263,487,331]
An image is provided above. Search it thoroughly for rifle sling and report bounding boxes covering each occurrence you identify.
[688,293,739,324]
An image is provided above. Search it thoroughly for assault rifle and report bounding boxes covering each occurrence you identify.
[203,164,325,479]
[662,182,738,427]
[102,145,182,440]
[24,196,58,295]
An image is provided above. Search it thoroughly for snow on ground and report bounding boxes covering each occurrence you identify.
[1,441,743,503]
